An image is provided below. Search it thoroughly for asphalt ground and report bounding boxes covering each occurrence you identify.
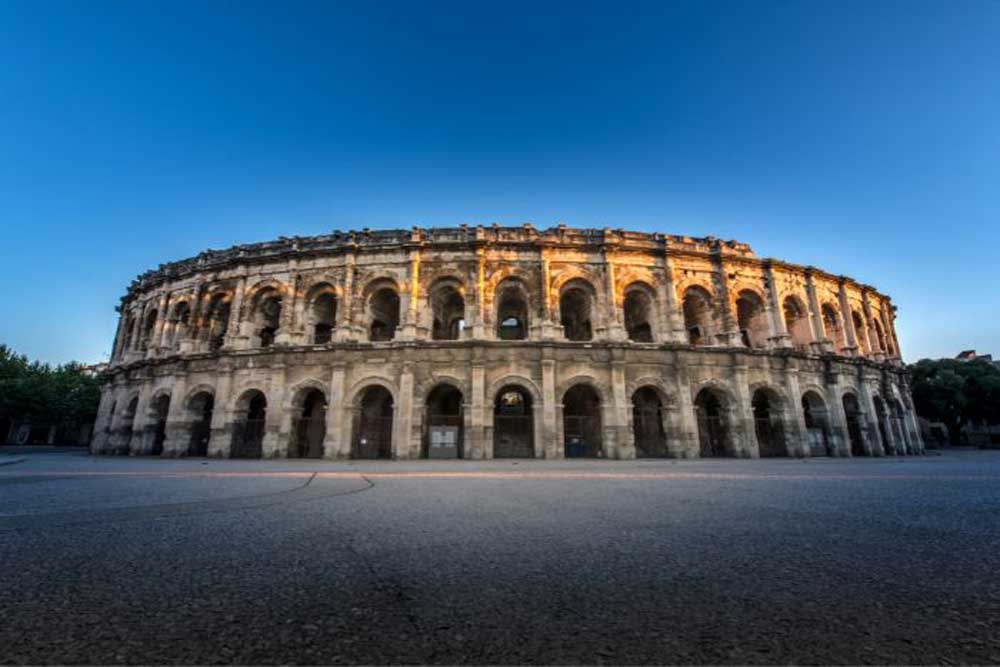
[1,448,999,665]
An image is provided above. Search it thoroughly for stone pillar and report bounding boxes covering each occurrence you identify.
[323,363,349,459]
[781,365,809,457]
[262,365,287,458]
[609,355,634,458]
[823,372,849,456]
[857,374,884,456]
[208,368,233,458]
[400,247,421,341]
[537,247,561,340]
[337,258,358,341]
[764,264,791,348]
[162,375,189,456]
[275,272,298,345]
[838,281,859,356]
[711,248,742,346]
[661,243,687,343]
[804,270,830,353]
[672,356,700,457]
[224,276,247,350]
[603,255,627,341]
[111,312,128,361]
[91,387,116,454]
[541,355,558,458]
[468,362,487,459]
[129,382,153,455]
[731,362,756,457]
[470,247,487,340]
[860,291,879,359]
[395,363,415,458]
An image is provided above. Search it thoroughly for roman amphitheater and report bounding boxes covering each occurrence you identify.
[90,224,923,461]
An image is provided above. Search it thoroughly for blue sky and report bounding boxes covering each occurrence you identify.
[1,1,997,364]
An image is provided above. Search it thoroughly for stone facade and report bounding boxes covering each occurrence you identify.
[90,225,924,460]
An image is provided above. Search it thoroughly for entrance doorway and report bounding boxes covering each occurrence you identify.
[292,389,327,458]
[563,384,602,458]
[493,386,534,458]
[632,387,668,457]
[353,386,393,459]
[424,384,463,458]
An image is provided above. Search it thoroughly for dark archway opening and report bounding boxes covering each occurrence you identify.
[563,384,602,458]
[624,289,654,342]
[560,287,593,341]
[232,391,266,459]
[424,385,464,458]
[431,286,465,340]
[801,391,831,457]
[187,392,214,457]
[353,386,393,459]
[496,284,528,340]
[683,287,714,346]
[842,393,866,456]
[752,389,788,457]
[369,289,400,341]
[632,387,667,457]
[312,292,337,344]
[695,389,731,457]
[293,389,327,459]
[493,386,534,458]
[150,394,170,456]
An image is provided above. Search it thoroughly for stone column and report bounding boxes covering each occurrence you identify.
[603,254,627,341]
[208,368,233,458]
[731,362,756,457]
[781,365,809,457]
[338,258,358,341]
[823,372,849,456]
[395,363,415,458]
[804,270,829,353]
[129,382,153,455]
[224,276,247,350]
[711,248,742,346]
[541,355,558,458]
[275,271,299,345]
[323,363,349,459]
[860,291,879,359]
[764,264,791,348]
[400,247,421,341]
[537,247,561,340]
[111,311,128,361]
[662,243,687,343]
[609,355,634,458]
[162,375,189,456]
[672,354,700,458]
[838,281,859,356]
[91,387,116,454]
[468,361,487,459]
[857,373,884,456]
[262,364,287,458]
[470,247,487,340]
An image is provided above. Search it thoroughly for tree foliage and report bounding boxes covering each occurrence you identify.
[909,358,1000,443]
[0,344,102,425]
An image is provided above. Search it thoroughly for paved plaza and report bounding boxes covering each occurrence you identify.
[2,449,999,664]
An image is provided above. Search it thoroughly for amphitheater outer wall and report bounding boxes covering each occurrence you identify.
[91,225,923,460]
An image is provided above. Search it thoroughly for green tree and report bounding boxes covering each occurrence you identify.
[910,358,1000,444]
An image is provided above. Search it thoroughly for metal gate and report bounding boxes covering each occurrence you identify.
[292,416,326,458]
[563,415,601,457]
[426,414,463,458]
[232,417,265,458]
[493,415,533,458]
[806,427,829,457]
[188,420,212,457]
[846,415,865,456]
[697,413,727,457]
[633,407,667,457]
[755,416,787,457]
[354,415,393,459]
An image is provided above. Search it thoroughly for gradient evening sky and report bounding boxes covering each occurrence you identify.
[1,1,997,365]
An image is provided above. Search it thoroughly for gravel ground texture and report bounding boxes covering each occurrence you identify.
[1,448,999,665]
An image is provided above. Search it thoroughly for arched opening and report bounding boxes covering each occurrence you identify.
[120,396,139,453]
[353,386,394,459]
[252,289,282,348]
[424,384,464,458]
[559,281,594,341]
[623,287,655,342]
[205,293,231,351]
[232,390,267,459]
[682,286,715,346]
[873,320,887,354]
[736,290,769,349]
[822,304,846,352]
[186,392,214,457]
[310,291,337,344]
[842,393,866,456]
[562,384,602,458]
[694,388,731,457]
[168,301,191,352]
[368,288,400,342]
[783,296,811,350]
[121,315,136,355]
[292,389,327,459]
[496,281,529,340]
[430,284,465,340]
[150,394,170,456]
[873,395,892,455]
[140,309,158,351]
[493,386,534,458]
[632,386,667,457]
[801,391,832,457]
[751,388,788,457]
[852,311,869,355]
